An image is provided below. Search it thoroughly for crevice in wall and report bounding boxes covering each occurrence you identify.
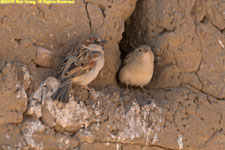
[84,1,93,33]
[119,0,143,60]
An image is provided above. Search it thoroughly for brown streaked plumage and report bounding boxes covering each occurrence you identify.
[51,35,107,103]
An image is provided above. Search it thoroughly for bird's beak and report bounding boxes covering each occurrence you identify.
[144,48,149,53]
[90,51,101,57]
[101,39,108,45]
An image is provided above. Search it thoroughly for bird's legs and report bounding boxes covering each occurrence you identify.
[80,84,90,91]
[81,85,95,94]
[141,86,146,93]
[140,86,152,99]
[126,84,132,96]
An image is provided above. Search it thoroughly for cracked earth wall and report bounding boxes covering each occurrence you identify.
[0,0,225,150]
[120,0,225,100]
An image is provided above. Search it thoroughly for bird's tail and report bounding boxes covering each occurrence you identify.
[51,83,71,103]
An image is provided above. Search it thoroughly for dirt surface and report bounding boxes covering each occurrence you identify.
[0,0,225,150]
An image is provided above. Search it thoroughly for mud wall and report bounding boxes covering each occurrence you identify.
[121,0,225,99]
[0,0,225,150]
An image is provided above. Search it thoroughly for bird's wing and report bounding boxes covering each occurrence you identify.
[123,52,133,66]
[58,45,102,82]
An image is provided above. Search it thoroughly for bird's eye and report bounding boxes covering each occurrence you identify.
[81,62,85,67]
[138,49,142,53]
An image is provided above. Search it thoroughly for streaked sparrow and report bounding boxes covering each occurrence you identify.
[51,35,107,103]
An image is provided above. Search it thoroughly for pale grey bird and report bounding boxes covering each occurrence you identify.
[51,35,107,103]
[119,45,154,88]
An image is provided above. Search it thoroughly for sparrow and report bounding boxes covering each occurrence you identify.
[119,45,154,88]
[51,34,107,103]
